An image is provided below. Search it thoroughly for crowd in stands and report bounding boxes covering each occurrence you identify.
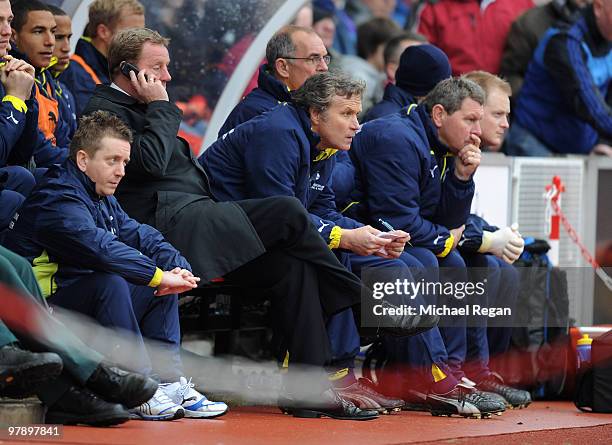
[0,0,610,428]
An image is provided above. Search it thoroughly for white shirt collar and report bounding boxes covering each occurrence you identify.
[110,82,131,97]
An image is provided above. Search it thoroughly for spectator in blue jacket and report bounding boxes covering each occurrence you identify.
[6,111,229,422]
[60,0,145,116]
[218,25,330,137]
[506,0,612,156]
[48,5,77,140]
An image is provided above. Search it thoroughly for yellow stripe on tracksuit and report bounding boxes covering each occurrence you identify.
[32,250,58,298]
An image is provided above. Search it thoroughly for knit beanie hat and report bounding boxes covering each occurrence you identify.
[395,44,452,97]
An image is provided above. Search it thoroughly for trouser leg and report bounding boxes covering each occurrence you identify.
[226,250,332,367]
[234,197,362,317]
[47,272,151,377]
[437,250,467,380]
[129,285,182,382]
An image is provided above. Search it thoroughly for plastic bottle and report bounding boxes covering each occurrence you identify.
[577,333,593,369]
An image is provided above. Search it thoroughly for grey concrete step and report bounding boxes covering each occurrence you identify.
[0,397,45,426]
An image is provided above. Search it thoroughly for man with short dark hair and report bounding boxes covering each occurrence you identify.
[218,25,330,136]
[339,17,401,113]
[61,0,145,116]
[6,110,229,421]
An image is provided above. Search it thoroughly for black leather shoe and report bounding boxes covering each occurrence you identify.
[0,345,63,398]
[279,388,379,420]
[359,300,439,338]
[46,386,129,426]
[86,364,158,409]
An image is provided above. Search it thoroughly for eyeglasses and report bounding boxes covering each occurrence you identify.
[280,54,332,65]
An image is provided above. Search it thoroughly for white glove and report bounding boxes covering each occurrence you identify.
[479,223,524,264]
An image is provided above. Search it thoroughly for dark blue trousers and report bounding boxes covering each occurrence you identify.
[461,253,519,383]
[382,247,458,391]
[47,272,182,382]
[0,166,35,231]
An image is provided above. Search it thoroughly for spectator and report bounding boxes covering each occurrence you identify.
[10,0,71,151]
[219,25,329,137]
[362,43,450,123]
[381,31,427,85]
[313,2,341,69]
[61,0,145,116]
[500,0,591,98]
[0,244,158,426]
[417,0,534,76]
[327,0,359,56]
[6,111,228,421]
[84,27,425,420]
[346,0,396,26]
[505,0,612,156]
[47,4,77,140]
[339,17,401,114]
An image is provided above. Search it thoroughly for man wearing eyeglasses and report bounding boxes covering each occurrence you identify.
[218,25,330,137]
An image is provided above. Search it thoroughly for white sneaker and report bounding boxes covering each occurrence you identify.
[161,377,229,419]
[129,386,185,421]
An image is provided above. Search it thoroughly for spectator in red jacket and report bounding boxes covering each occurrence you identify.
[416,0,534,75]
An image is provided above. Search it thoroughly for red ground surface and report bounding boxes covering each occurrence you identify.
[1,401,610,445]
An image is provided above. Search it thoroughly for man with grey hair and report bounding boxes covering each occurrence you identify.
[218,24,330,137]
[201,71,441,415]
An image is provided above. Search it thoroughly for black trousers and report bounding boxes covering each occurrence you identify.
[226,197,362,367]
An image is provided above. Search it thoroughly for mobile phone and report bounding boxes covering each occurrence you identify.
[377,231,405,240]
[120,61,147,80]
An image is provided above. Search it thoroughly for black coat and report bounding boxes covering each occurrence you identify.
[83,85,265,282]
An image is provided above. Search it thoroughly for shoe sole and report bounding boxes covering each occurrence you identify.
[183,407,229,419]
[129,409,185,421]
[46,411,129,426]
[290,408,378,421]
[0,360,63,399]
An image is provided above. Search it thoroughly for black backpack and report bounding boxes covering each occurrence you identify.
[494,239,571,399]
[575,329,612,413]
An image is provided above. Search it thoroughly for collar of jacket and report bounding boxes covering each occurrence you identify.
[258,64,292,102]
[65,158,104,201]
[95,84,142,106]
[383,83,416,108]
[413,104,453,157]
[75,37,109,80]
